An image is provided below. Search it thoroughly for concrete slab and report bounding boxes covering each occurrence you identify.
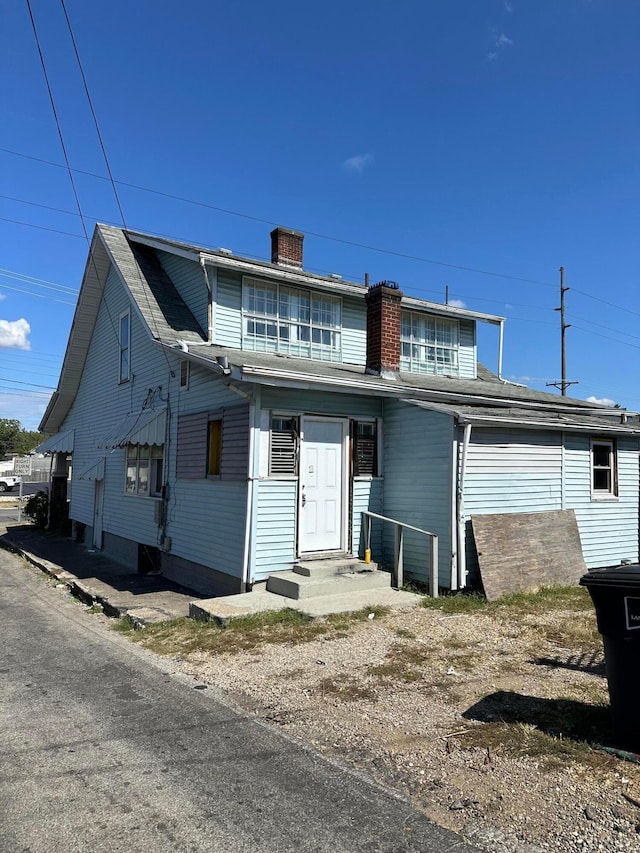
[190,585,421,623]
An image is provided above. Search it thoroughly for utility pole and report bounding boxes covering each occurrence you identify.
[547,266,578,395]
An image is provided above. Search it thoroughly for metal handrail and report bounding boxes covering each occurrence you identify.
[361,510,439,597]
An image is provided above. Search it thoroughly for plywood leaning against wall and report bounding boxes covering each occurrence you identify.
[471,510,587,601]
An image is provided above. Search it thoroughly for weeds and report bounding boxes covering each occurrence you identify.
[113,605,389,657]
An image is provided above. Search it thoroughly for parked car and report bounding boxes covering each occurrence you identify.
[0,476,20,493]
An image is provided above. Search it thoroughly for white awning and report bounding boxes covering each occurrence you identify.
[100,407,166,449]
[36,429,75,454]
[76,457,105,481]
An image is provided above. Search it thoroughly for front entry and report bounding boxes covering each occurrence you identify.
[299,417,346,553]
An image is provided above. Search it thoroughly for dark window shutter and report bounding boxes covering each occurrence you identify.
[176,412,208,478]
[353,422,376,477]
[270,417,298,475]
[220,404,250,480]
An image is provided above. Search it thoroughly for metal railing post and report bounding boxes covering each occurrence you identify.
[397,525,404,589]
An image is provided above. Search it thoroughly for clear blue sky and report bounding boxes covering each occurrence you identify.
[1,0,639,431]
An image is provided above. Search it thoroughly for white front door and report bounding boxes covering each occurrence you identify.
[299,418,346,553]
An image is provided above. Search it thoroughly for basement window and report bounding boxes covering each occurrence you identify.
[591,439,617,498]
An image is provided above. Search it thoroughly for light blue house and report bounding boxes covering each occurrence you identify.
[38,224,640,596]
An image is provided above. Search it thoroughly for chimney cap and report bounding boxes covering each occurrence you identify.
[371,280,400,290]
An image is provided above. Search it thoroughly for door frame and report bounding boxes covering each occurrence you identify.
[297,415,350,556]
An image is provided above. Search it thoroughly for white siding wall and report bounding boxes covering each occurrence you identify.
[382,400,453,587]
[464,428,639,572]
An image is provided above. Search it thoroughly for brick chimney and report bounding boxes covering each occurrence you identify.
[365,281,403,378]
[271,227,304,268]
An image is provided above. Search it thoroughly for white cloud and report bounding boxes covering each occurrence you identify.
[586,395,616,407]
[0,293,6,301]
[496,32,513,46]
[0,318,31,350]
[486,51,498,62]
[343,153,374,173]
[504,1,513,11]
[448,298,467,309]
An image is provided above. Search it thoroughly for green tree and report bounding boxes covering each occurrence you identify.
[0,419,20,459]
[0,419,45,459]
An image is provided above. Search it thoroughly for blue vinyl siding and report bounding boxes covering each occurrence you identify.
[157,251,207,334]
[63,262,248,578]
[458,319,476,379]
[464,428,639,572]
[342,296,366,365]
[261,388,382,420]
[564,433,639,568]
[464,430,563,515]
[253,480,298,580]
[215,272,242,347]
[382,400,453,587]
[352,478,383,559]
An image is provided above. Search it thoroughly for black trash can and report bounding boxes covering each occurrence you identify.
[580,564,640,753]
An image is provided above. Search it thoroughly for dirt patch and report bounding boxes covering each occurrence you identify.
[122,589,640,853]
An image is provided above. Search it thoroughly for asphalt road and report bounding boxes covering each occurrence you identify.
[0,548,477,853]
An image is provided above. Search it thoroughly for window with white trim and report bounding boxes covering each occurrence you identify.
[243,279,341,361]
[269,415,299,476]
[126,444,163,497]
[400,311,459,375]
[591,439,617,497]
[119,311,130,382]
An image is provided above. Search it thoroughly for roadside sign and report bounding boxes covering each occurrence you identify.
[14,456,32,476]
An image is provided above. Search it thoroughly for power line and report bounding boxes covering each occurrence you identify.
[0,377,56,390]
[0,283,76,305]
[0,266,77,293]
[0,146,560,289]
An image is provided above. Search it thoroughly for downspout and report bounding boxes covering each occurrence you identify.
[199,256,214,343]
[497,319,504,381]
[241,391,259,592]
[456,422,472,589]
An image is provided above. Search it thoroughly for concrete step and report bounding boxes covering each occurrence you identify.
[294,557,378,578]
[266,567,391,600]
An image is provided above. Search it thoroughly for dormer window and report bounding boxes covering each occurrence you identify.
[400,311,459,376]
[243,278,341,361]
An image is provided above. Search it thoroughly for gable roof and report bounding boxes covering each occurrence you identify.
[40,225,205,433]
